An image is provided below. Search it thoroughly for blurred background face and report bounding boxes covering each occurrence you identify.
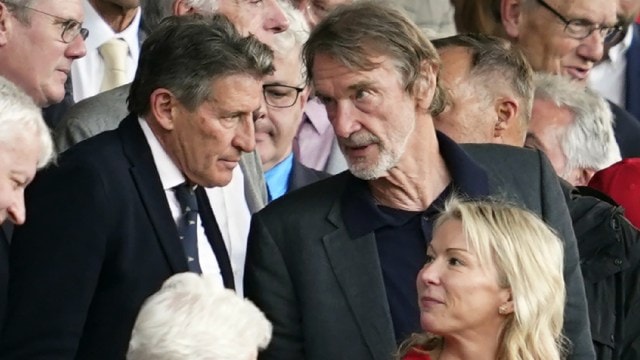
[255,51,308,171]
[291,0,352,28]
[435,47,496,143]
[218,0,289,46]
[0,132,41,225]
[514,0,616,83]
[525,98,572,177]
[417,219,509,337]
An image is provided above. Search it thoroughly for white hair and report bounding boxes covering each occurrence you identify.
[533,73,621,176]
[0,76,54,168]
[140,0,220,34]
[270,2,309,55]
[127,273,272,360]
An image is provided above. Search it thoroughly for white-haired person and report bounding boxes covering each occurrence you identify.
[0,75,55,326]
[398,197,567,360]
[526,73,622,186]
[127,272,272,360]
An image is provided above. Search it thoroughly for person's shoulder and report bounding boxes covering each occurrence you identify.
[460,143,542,167]
[261,172,349,216]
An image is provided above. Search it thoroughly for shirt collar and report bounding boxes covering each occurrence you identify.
[341,131,490,238]
[138,117,185,190]
[83,0,141,59]
[302,97,332,134]
[264,153,294,201]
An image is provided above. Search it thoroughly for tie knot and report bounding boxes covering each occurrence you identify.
[99,38,129,92]
[174,184,199,214]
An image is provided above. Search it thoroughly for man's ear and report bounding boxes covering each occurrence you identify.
[501,0,523,39]
[149,88,178,131]
[493,97,521,143]
[0,2,13,47]
[173,0,196,16]
[414,60,439,112]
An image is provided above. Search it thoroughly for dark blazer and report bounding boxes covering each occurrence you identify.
[0,114,230,359]
[0,226,8,329]
[625,24,640,121]
[609,101,640,158]
[288,160,330,193]
[245,144,594,360]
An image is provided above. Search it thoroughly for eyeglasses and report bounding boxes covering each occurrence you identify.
[15,5,89,43]
[263,84,305,108]
[535,0,623,45]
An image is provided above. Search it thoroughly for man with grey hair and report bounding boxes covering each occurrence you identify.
[244,2,592,359]
[432,33,534,146]
[0,75,55,331]
[526,73,621,186]
[1,14,274,359]
[0,0,87,107]
[127,272,272,360]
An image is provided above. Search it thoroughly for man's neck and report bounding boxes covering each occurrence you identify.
[368,126,450,211]
[89,0,138,33]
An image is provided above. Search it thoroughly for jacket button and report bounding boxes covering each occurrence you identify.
[614,258,623,266]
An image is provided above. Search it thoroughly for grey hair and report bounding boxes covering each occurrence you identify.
[140,0,220,34]
[270,2,309,81]
[432,33,534,131]
[303,0,447,116]
[128,13,274,115]
[127,272,272,360]
[533,73,621,175]
[0,76,54,168]
[0,0,37,24]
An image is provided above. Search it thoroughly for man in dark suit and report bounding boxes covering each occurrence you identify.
[0,14,274,359]
[244,3,593,360]
[255,5,328,201]
[500,0,640,158]
[0,76,55,331]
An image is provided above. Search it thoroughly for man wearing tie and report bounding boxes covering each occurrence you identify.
[0,14,274,360]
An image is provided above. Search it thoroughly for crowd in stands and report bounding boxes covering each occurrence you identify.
[0,0,639,359]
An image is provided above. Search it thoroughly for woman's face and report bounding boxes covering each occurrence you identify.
[416,219,512,337]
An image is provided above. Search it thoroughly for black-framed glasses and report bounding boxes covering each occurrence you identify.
[263,84,305,108]
[535,0,623,45]
[14,5,89,43]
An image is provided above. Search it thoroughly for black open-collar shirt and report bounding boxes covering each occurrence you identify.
[341,132,490,343]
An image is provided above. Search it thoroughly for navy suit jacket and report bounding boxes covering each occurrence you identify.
[609,100,640,158]
[0,115,214,359]
[626,23,640,122]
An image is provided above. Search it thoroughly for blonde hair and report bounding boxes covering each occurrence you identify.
[399,197,567,360]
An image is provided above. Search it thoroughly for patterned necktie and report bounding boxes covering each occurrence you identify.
[174,184,202,273]
[99,38,128,92]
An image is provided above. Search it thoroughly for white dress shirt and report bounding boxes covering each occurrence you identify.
[588,25,635,107]
[139,118,251,296]
[71,0,141,102]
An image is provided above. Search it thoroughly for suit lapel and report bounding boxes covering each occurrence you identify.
[626,24,640,120]
[118,114,188,273]
[321,201,396,360]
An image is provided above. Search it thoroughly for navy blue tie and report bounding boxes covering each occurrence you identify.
[174,184,202,273]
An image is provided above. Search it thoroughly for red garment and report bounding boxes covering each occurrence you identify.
[588,158,640,228]
[403,348,432,360]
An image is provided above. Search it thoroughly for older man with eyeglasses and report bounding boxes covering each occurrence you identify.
[0,0,88,108]
[501,0,640,158]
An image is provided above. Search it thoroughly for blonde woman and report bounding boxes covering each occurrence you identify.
[399,197,566,360]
